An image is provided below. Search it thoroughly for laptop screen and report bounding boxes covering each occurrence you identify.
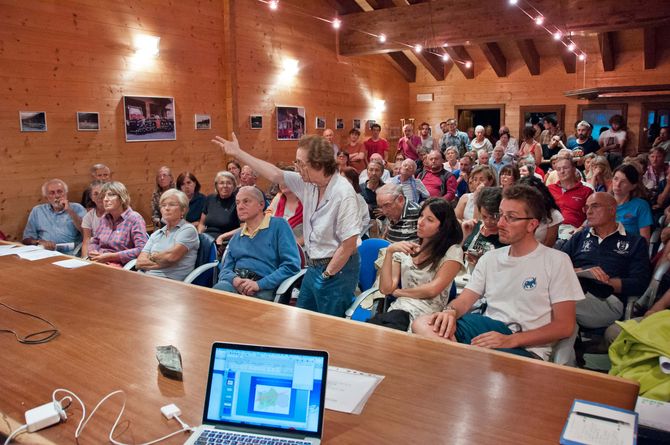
[202,343,328,437]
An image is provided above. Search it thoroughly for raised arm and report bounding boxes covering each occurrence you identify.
[212,133,284,185]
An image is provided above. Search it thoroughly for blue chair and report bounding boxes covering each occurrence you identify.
[346,238,390,320]
[183,233,219,287]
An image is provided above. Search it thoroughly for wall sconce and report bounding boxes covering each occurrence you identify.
[134,35,160,57]
[374,99,386,114]
[281,58,299,77]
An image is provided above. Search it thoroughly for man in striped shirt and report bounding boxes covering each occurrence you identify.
[375,183,420,243]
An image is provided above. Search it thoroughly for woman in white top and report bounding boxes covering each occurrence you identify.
[81,180,105,258]
[341,167,371,239]
[455,165,497,221]
[368,198,465,331]
[470,125,493,153]
[519,176,562,247]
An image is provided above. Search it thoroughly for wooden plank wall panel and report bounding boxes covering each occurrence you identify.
[409,28,670,155]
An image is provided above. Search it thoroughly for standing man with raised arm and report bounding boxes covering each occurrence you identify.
[213,133,360,317]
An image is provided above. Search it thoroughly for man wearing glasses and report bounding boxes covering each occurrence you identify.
[375,183,421,243]
[560,192,650,331]
[413,184,584,362]
[212,133,360,317]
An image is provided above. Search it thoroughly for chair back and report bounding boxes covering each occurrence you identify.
[357,238,390,292]
[190,233,218,287]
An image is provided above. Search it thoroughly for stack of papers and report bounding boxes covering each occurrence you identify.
[635,397,670,432]
[52,258,92,269]
[0,245,42,257]
[325,366,384,415]
[561,399,638,445]
[17,249,63,261]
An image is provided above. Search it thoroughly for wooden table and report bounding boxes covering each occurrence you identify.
[0,251,639,444]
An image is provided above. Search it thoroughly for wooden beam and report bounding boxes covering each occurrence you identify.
[643,27,657,70]
[515,39,540,75]
[338,0,670,55]
[564,84,670,100]
[598,32,616,72]
[479,42,506,77]
[365,0,402,8]
[445,46,473,79]
[330,0,364,14]
[415,50,448,81]
[560,51,576,74]
[385,52,417,82]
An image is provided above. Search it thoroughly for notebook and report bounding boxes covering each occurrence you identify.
[184,342,328,445]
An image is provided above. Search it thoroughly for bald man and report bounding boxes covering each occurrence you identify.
[561,192,651,329]
[323,128,339,155]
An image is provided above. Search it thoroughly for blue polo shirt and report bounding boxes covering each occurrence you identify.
[616,198,653,236]
[23,203,86,253]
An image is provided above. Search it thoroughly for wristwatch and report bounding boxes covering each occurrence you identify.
[321,270,332,280]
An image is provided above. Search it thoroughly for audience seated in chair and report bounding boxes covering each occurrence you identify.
[135,189,200,281]
[80,163,112,209]
[412,185,584,361]
[152,166,175,230]
[198,171,241,254]
[367,198,464,331]
[81,180,106,258]
[88,181,148,266]
[22,178,86,255]
[176,171,206,230]
[548,157,593,240]
[560,192,651,330]
[375,183,421,243]
[461,187,506,270]
[214,186,301,301]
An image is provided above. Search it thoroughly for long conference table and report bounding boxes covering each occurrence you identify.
[0,248,639,444]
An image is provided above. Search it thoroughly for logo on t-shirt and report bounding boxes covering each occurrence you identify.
[522,277,537,291]
[581,239,595,252]
[614,240,630,255]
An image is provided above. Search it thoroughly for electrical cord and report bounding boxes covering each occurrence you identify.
[3,424,27,445]
[51,389,193,445]
[0,302,59,344]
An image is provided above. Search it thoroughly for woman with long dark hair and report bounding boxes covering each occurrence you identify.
[368,198,464,331]
[519,176,563,247]
[612,163,653,241]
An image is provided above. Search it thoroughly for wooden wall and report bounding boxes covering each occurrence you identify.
[0,0,409,240]
[408,28,670,154]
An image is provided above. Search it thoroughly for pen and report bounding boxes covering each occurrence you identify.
[574,411,629,426]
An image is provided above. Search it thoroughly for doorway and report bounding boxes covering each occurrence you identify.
[455,105,505,141]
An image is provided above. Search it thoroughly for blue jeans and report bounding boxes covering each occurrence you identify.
[456,313,535,359]
[298,253,360,317]
[213,280,276,302]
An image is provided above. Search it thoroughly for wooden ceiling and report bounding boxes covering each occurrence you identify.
[329,0,670,82]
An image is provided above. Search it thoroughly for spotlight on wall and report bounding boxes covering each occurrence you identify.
[332,18,341,29]
[134,35,160,57]
[578,53,586,61]
[378,34,386,43]
[281,58,299,77]
[534,16,544,26]
[374,99,386,113]
[269,0,278,10]
[509,0,518,4]
[567,42,576,52]
[464,61,472,69]
[414,44,423,53]
[442,53,450,62]
[553,31,562,41]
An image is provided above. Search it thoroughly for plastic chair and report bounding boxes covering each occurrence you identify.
[183,233,219,287]
[274,243,307,305]
[123,259,137,271]
[345,238,390,320]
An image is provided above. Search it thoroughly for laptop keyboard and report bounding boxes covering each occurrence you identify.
[194,430,311,445]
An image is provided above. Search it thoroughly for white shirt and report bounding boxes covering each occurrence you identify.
[534,208,563,244]
[283,171,360,259]
[466,243,584,360]
[598,129,627,153]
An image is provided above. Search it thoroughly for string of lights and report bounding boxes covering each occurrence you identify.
[259,0,585,69]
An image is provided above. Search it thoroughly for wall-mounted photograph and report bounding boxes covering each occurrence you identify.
[77,112,99,131]
[250,115,263,129]
[19,111,47,132]
[336,118,344,130]
[123,95,176,142]
[276,106,305,141]
[315,116,326,130]
[353,119,361,130]
[367,120,377,130]
[195,114,211,130]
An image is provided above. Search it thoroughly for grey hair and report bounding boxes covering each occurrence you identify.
[160,189,189,213]
[237,186,265,205]
[377,183,403,198]
[242,165,258,178]
[90,163,110,174]
[475,125,485,133]
[214,170,238,187]
[41,179,68,197]
[577,120,591,130]
[101,181,131,209]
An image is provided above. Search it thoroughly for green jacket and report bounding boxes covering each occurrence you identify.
[609,310,670,401]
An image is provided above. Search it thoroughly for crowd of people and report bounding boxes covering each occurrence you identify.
[15,116,670,368]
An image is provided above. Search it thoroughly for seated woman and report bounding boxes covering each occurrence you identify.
[136,190,200,281]
[367,198,464,332]
[81,180,105,258]
[612,164,653,242]
[177,171,206,228]
[336,151,350,173]
[151,166,175,229]
[455,165,497,221]
[587,155,613,192]
[519,176,563,247]
[198,171,240,253]
[461,187,506,270]
[268,179,304,245]
[498,164,520,191]
[89,181,148,266]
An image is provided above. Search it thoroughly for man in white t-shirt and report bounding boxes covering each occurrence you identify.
[413,184,584,361]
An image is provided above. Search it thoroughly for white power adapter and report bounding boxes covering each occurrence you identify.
[24,401,67,433]
[160,403,181,420]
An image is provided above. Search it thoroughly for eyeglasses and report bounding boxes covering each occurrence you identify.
[294,159,307,170]
[379,195,399,210]
[493,212,535,223]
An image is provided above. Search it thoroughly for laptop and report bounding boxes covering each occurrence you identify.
[185,342,328,445]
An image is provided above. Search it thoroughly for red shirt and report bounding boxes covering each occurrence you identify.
[397,136,421,161]
[420,170,457,202]
[343,142,368,174]
[548,182,593,228]
[364,138,390,161]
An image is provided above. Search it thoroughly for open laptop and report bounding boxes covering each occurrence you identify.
[185,342,328,445]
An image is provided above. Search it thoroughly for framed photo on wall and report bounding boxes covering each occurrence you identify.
[518,105,566,140]
[123,95,176,142]
[353,119,361,130]
[336,118,344,130]
[76,112,99,131]
[367,120,377,130]
[315,116,326,130]
[19,111,47,132]
[250,115,263,129]
[195,114,211,130]
[276,106,305,141]
[577,103,628,141]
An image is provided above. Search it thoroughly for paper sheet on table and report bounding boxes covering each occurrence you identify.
[325,366,384,415]
[0,245,43,257]
[561,399,637,445]
[635,397,670,432]
[52,258,92,269]
[0,244,17,251]
[17,249,64,261]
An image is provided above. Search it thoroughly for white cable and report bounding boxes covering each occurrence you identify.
[51,388,192,445]
[3,424,27,445]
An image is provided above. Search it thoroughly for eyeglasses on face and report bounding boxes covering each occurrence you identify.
[493,212,535,223]
[379,195,399,210]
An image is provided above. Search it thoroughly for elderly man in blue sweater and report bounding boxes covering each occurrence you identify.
[215,186,301,301]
